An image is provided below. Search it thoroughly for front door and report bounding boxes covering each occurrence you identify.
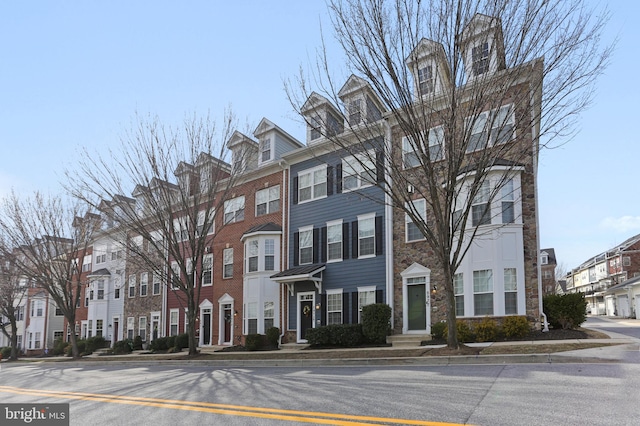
[202,310,211,345]
[407,284,427,331]
[223,304,232,344]
[299,293,314,342]
[113,318,119,343]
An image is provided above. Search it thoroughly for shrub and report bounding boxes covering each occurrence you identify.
[175,333,189,350]
[245,334,266,351]
[112,340,133,355]
[1,346,11,359]
[132,336,143,351]
[84,336,107,354]
[306,324,363,347]
[166,336,176,349]
[544,293,587,329]
[430,322,447,340]
[474,317,499,342]
[149,337,169,352]
[52,338,69,356]
[361,303,392,344]
[443,320,474,343]
[66,340,86,357]
[503,316,531,338]
[265,327,280,348]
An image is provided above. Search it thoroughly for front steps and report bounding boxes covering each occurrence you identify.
[387,334,432,347]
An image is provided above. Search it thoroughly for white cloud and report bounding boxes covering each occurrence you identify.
[599,216,640,233]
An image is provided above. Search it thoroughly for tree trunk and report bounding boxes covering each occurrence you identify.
[68,324,80,358]
[10,321,19,360]
[443,266,459,349]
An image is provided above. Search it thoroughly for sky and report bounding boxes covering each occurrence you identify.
[0,1,637,272]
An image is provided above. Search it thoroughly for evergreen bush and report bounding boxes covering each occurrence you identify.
[544,293,587,329]
[265,327,280,348]
[361,303,391,344]
[474,317,499,342]
[430,322,447,340]
[443,320,474,342]
[502,316,531,338]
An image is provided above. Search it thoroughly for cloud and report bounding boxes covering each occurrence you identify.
[599,216,640,233]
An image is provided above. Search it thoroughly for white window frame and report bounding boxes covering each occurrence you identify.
[466,104,515,152]
[357,285,376,323]
[326,289,343,325]
[471,180,491,226]
[97,280,105,300]
[347,98,362,125]
[418,65,434,96]
[504,268,518,315]
[402,136,420,169]
[259,137,272,164]
[169,309,179,337]
[197,210,215,236]
[264,239,275,271]
[140,272,148,297]
[256,185,280,216]
[202,254,213,286]
[245,302,258,335]
[298,226,313,265]
[405,199,427,242]
[454,273,464,317]
[173,217,189,242]
[128,275,136,298]
[263,301,275,331]
[326,220,343,262]
[342,151,375,192]
[224,196,245,224]
[473,269,494,316]
[246,239,259,273]
[501,178,515,224]
[171,262,180,289]
[139,316,147,341]
[298,165,327,203]
[127,317,135,340]
[223,248,233,278]
[152,273,161,295]
[472,41,489,76]
[357,213,375,258]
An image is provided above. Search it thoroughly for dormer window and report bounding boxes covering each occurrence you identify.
[418,66,434,95]
[472,42,490,76]
[310,115,322,141]
[348,99,362,125]
[259,138,271,163]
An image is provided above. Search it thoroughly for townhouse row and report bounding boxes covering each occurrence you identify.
[1,14,544,354]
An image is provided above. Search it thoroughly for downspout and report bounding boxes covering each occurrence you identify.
[278,159,289,345]
[383,120,394,330]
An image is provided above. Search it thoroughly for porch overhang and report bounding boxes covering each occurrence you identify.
[270,264,325,295]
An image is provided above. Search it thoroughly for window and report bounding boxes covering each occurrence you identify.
[54,331,63,341]
[348,98,362,125]
[299,227,313,265]
[171,262,180,289]
[418,65,433,95]
[327,290,342,325]
[473,270,493,315]
[202,254,213,286]
[15,306,24,321]
[491,105,515,144]
[543,270,553,279]
[140,272,148,297]
[298,166,327,203]
[256,185,280,216]
[501,179,515,224]
[34,332,41,349]
[82,255,92,272]
[152,273,161,295]
[128,275,136,297]
[427,126,444,161]
[504,268,518,315]
[260,138,271,163]
[197,210,214,236]
[466,112,488,152]
[247,240,259,272]
[223,248,233,278]
[55,306,62,316]
[97,280,105,300]
[540,254,548,265]
[471,181,491,226]
[139,316,147,341]
[264,239,275,271]
[310,114,321,141]
[264,301,274,330]
[127,317,135,340]
[358,286,376,322]
[454,273,464,317]
[343,152,375,191]
[358,215,375,257]
[114,288,120,299]
[96,319,103,337]
[111,249,123,261]
[246,302,257,334]
[623,257,631,267]
[405,199,427,242]
[327,221,343,262]
[200,163,212,193]
[402,137,420,169]
[31,300,43,317]
[96,253,106,264]
[472,42,489,76]
[169,310,179,336]
[224,196,245,224]
[173,217,188,241]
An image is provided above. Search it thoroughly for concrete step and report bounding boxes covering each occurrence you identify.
[280,343,309,350]
[387,334,432,347]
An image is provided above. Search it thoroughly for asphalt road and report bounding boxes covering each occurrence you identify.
[585,315,640,340]
[1,360,638,425]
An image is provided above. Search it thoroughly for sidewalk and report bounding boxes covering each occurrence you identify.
[4,319,638,367]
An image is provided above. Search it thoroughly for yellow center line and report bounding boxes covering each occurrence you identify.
[0,385,466,426]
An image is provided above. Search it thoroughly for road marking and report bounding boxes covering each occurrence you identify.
[0,385,465,425]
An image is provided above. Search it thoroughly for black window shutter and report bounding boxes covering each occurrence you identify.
[375,216,383,255]
[326,166,334,196]
[336,164,343,194]
[342,222,350,260]
[312,228,319,264]
[293,232,299,266]
[320,293,327,326]
[351,292,359,324]
[292,176,299,204]
[376,289,383,304]
[376,150,384,184]
[320,226,327,263]
[351,220,359,259]
[342,292,350,324]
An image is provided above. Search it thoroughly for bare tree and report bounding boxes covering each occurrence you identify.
[0,253,27,360]
[67,112,243,356]
[287,0,612,347]
[0,192,96,358]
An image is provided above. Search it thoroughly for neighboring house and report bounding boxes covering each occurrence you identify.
[540,248,557,296]
[272,86,390,343]
[604,275,640,318]
[566,232,640,315]
[24,288,48,356]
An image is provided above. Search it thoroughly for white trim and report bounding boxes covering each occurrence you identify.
[218,293,235,346]
[297,164,328,204]
[326,219,343,263]
[296,291,316,343]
